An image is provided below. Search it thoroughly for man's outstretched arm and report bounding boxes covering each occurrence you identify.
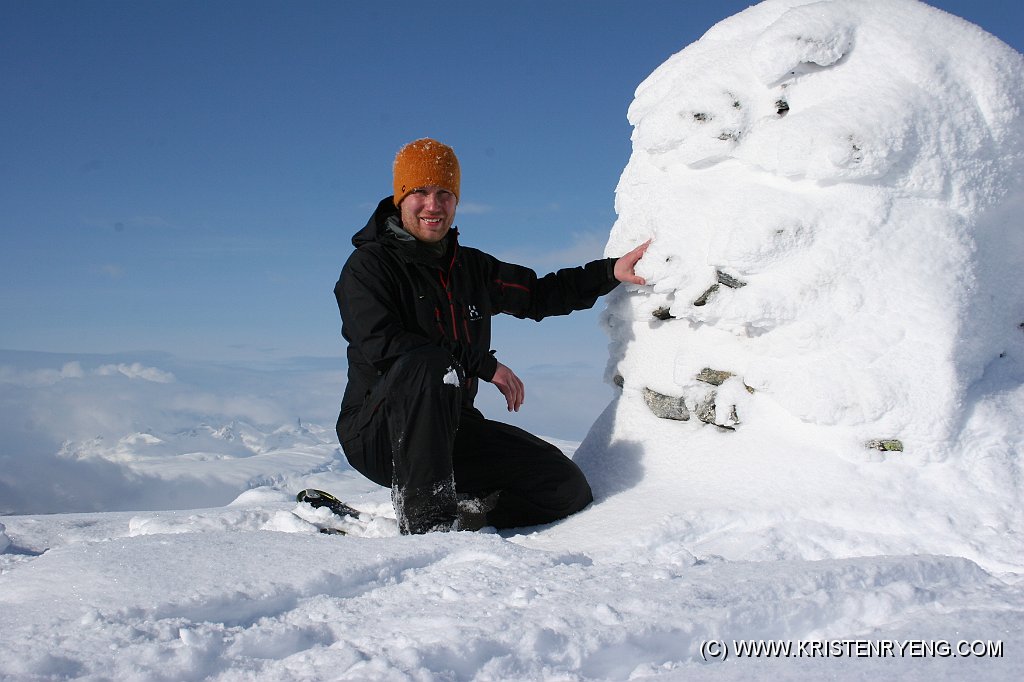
[484,240,651,411]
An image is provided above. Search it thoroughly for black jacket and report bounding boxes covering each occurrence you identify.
[335,196,619,424]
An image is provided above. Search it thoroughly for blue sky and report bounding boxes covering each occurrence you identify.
[3,0,1023,370]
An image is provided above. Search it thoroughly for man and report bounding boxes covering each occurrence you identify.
[335,138,648,534]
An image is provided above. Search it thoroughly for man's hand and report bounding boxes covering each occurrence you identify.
[488,361,525,412]
[614,239,651,285]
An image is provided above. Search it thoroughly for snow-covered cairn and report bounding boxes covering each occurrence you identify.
[600,0,1024,459]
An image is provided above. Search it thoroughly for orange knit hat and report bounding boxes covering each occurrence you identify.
[392,138,461,207]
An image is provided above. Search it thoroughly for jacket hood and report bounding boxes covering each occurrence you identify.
[352,196,400,248]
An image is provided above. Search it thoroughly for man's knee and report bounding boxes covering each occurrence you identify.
[558,458,593,516]
[487,446,594,528]
[526,443,593,520]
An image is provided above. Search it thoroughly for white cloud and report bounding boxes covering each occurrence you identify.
[457,202,493,215]
[0,361,85,387]
[94,363,176,383]
[1,362,176,386]
[97,264,125,279]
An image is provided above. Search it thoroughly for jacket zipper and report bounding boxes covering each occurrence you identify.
[435,307,446,338]
[438,242,461,342]
[438,272,459,342]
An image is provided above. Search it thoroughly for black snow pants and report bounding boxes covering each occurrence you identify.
[336,345,593,534]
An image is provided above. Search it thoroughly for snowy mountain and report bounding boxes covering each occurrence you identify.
[2,1,1023,679]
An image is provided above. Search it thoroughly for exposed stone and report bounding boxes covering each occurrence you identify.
[697,368,734,386]
[696,368,756,394]
[866,439,904,452]
[652,306,674,321]
[727,405,740,425]
[693,283,719,307]
[641,371,750,427]
[776,99,790,116]
[693,271,747,306]
[694,392,716,424]
[716,270,746,289]
[692,388,742,430]
[613,374,624,388]
[642,387,689,421]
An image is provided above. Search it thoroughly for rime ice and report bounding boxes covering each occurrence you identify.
[567,0,1024,572]
[603,0,1024,453]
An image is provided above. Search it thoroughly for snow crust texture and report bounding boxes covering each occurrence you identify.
[2,499,1022,681]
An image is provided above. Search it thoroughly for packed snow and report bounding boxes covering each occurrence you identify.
[2,1,1023,680]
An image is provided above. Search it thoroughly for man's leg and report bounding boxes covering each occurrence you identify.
[337,346,463,534]
[451,409,593,529]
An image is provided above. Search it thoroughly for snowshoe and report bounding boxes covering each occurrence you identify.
[296,489,363,520]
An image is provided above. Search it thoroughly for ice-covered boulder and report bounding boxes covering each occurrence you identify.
[601,0,1024,456]
[564,0,1024,570]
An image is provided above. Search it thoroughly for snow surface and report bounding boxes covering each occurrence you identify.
[2,1,1024,680]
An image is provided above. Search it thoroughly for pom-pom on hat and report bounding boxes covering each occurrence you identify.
[392,138,460,207]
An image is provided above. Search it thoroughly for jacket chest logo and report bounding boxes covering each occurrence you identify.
[467,304,482,321]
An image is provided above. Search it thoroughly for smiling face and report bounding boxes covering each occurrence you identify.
[399,185,457,243]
